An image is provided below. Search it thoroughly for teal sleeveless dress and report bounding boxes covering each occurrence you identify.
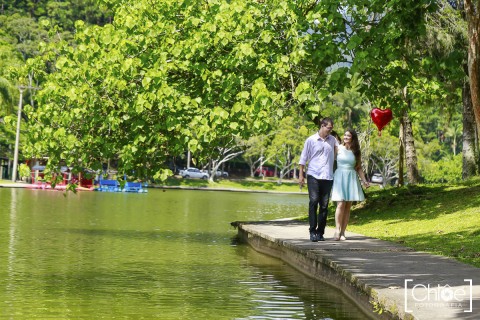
[331,145,365,201]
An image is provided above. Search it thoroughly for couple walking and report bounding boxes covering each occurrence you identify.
[298,117,369,242]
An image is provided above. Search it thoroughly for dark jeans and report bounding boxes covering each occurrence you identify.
[307,175,333,235]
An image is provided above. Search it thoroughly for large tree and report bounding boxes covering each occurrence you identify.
[24,0,351,181]
[464,0,480,134]
[22,0,450,185]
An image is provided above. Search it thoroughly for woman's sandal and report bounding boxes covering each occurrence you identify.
[333,231,340,241]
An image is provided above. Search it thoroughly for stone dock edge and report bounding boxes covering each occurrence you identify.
[232,220,392,320]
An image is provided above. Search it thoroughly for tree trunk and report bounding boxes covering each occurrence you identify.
[403,109,420,184]
[398,118,405,187]
[208,159,214,183]
[464,0,480,134]
[462,80,478,178]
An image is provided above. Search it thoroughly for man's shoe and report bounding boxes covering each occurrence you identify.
[310,232,318,242]
[317,235,325,241]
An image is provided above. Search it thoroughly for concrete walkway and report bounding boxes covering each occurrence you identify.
[232,220,480,320]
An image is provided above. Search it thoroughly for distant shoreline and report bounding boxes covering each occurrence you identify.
[0,181,307,195]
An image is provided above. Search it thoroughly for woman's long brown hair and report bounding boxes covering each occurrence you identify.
[346,129,362,170]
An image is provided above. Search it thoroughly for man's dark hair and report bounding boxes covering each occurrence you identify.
[320,117,334,127]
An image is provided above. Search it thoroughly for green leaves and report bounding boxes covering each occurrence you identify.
[30,0,435,181]
[211,107,229,123]
[346,34,363,51]
[124,16,136,30]
[55,57,68,69]
[294,82,315,103]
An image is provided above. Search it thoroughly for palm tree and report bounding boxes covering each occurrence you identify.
[445,124,461,156]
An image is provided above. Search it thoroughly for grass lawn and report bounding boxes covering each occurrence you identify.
[342,178,480,268]
[156,176,303,193]
[0,179,14,184]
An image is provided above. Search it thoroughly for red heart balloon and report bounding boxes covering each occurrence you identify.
[370,108,393,131]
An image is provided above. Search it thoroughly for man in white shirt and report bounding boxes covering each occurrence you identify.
[299,118,339,242]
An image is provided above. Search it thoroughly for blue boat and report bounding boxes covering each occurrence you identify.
[96,180,148,193]
[123,182,148,193]
[97,179,121,192]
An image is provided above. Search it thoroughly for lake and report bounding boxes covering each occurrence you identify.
[0,187,371,319]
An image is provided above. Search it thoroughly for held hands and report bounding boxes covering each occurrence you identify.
[362,180,370,188]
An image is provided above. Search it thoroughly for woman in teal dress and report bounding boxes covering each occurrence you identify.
[331,129,370,240]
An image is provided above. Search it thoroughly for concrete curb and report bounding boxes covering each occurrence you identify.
[0,182,31,188]
[232,220,480,320]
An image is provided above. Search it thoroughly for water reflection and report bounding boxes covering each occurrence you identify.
[234,245,371,320]
[6,188,18,318]
[0,188,372,319]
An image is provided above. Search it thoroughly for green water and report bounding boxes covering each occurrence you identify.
[0,188,371,319]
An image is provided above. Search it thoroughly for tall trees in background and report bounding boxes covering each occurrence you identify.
[340,0,439,185]
[0,21,25,160]
[0,0,112,30]
[431,0,479,178]
[0,0,476,183]
[0,0,113,174]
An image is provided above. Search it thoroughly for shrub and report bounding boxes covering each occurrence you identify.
[19,163,31,180]
[420,154,462,184]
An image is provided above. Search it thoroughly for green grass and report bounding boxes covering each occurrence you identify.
[340,178,480,268]
[0,179,17,185]
[156,176,303,193]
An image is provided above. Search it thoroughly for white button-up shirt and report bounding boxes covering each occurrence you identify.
[299,132,338,180]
